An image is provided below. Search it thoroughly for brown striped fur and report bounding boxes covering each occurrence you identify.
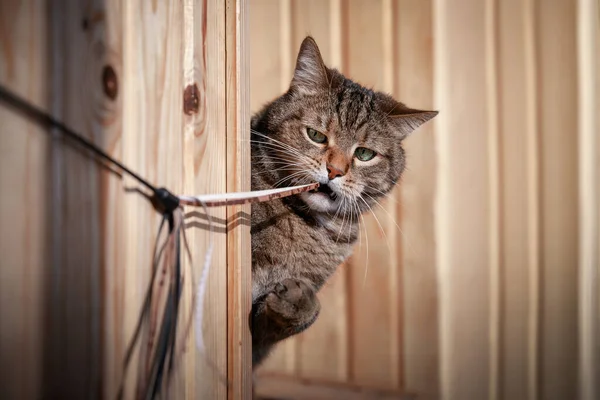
[250,36,437,367]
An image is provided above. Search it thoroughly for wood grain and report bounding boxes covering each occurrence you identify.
[0,0,250,398]
[394,1,439,398]
[537,1,579,399]
[0,1,49,398]
[122,1,186,398]
[434,1,492,399]
[496,1,540,399]
[226,0,252,398]
[577,1,600,399]
[189,1,228,398]
[255,374,416,400]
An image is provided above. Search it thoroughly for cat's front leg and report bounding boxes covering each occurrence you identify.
[250,278,320,367]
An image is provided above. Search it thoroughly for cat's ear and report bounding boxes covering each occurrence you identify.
[291,36,330,95]
[383,99,438,138]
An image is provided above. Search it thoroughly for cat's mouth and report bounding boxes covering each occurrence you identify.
[309,183,338,201]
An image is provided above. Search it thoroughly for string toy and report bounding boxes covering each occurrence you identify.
[0,85,319,399]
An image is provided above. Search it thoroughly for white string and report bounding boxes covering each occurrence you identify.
[179,182,318,206]
[194,200,214,352]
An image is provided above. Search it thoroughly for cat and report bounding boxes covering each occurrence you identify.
[250,36,437,367]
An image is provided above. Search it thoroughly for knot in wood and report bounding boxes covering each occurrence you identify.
[183,84,200,115]
[102,65,118,100]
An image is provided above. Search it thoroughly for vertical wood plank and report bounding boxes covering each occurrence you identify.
[536,1,579,398]
[345,0,401,389]
[577,0,600,399]
[485,1,501,399]
[226,0,252,398]
[0,1,49,399]
[249,0,285,114]
[496,1,542,399]
[434,0,491,399]
[122,1,186,398]
[395,1,439,398]
[523,1,541,398]
[95,0,126,398]
[49,1,125,397]
[189,0,228,398]
[181,1,197,397]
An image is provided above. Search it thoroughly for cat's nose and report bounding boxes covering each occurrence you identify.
[327,164,345,180]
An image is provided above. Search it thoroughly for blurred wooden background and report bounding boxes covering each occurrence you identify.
[250,1,600,399]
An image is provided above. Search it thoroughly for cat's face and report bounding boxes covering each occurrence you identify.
[253,37,436,216]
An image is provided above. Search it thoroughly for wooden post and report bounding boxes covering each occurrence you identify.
[226,0,253,398]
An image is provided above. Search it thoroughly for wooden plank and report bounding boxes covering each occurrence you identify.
[226,0,252,398]
[523,1,541,398]
[286,0,350,383]
[536,1,579,399]
[297,268,349,382]
[122,1,186,398]
[188,0,228,398]
[255,374,416,400]
[433,0,491,398]
[577,1,600,399]
[345,0,401,389]
[249,0,286,114]
[496,0,541,399]
[394,1,439,398]
[0,1,50,399]
[47,1,126,397]
[91,1,126,398]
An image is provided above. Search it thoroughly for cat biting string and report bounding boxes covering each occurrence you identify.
[0,83,320,399]
[0,32,437,396]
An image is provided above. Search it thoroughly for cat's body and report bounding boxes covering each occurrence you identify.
[250,36,436,366]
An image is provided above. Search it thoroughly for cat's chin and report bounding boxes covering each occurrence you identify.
[299,191,339,213]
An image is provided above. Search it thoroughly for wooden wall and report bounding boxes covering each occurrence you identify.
[0,0,250,399]
[250,1,600,399]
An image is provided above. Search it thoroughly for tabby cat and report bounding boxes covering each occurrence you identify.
[250,36,436,366]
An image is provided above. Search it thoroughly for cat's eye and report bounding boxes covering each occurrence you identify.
[307,128,327,144]
[354,147,376,162]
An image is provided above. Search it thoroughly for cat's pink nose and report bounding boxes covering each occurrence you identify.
[327,164,345,180]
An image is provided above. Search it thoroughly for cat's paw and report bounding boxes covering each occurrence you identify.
[265,278,320,332]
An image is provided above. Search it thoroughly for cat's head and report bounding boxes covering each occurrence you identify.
[253,36,437,216]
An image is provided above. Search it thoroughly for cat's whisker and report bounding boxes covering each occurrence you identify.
[272,170,314,188]
[251,154,310,166]
[357,194,392,262]
[250,161,308,174]
[252,146,315,166]
[361,191,417,260]
[249,141,308,159]
[348,196,362,257]
[251,167,307,178]
[359,211,370,289]
[330,197,344,227]
[253,157,319,172]
[335,196,349,245]
[361,192,400,228]
[362,185,401,206]
[252,148,320,170]
[250,130,311,159]
[248,137,316,164]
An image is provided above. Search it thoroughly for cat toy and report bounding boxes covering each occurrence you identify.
[0,85,319,400]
